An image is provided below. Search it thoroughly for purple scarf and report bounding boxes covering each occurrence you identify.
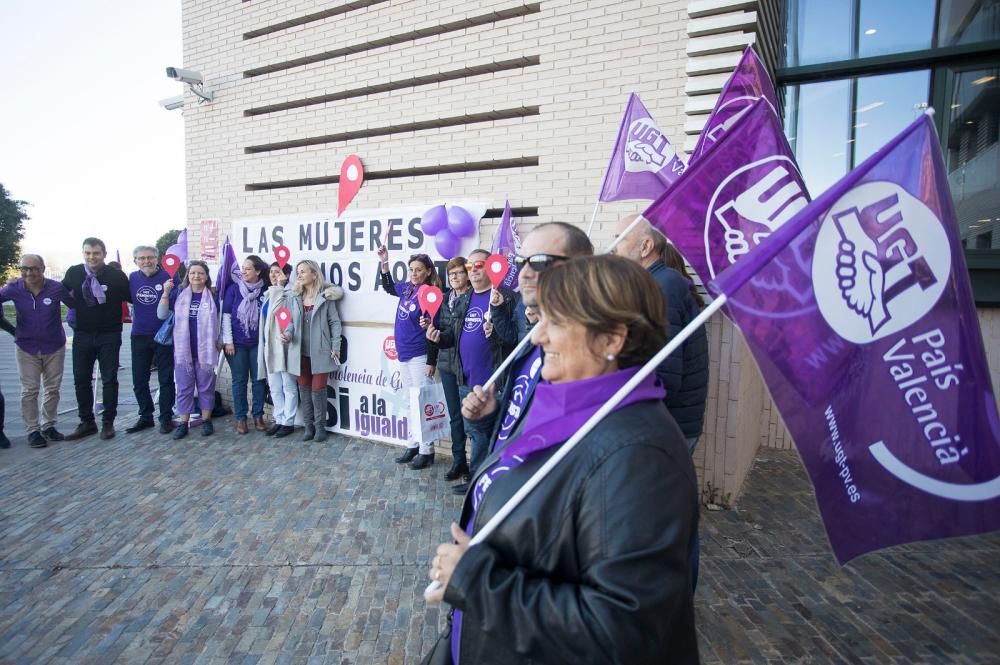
[499,366,666,462]
[236,278,264,335]
[174,287,220,370]
[82,264,106,306]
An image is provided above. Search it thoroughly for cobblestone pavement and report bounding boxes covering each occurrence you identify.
[1,332,999,663]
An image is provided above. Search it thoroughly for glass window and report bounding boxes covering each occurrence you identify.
[858,0,935,57]
[786,0,853,67]
[854,70,931,163]
[942,65,1000,247]
[937,0,1000,47]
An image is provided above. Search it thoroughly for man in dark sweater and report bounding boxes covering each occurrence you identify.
[612,214,709,451]
[127,245,177,434]
[62,237,131,441]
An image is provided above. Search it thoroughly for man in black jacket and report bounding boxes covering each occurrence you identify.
[428,249,519,493]
[612,214,709,452]
[62,237,131,441]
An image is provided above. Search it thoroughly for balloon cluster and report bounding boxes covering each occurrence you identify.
[420,205,477,259]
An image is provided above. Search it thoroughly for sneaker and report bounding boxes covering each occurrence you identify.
[29,432,48,448]
[395,447,419,464]
[274,425,295,438]
[125,419,155,434]
[158,421,173,434]
[99,423,116,441]
[409,453,435,470]
[65,422,99,441]
[41,427,65,442]
[0,432,11,449]
[200,420,214,437]
[172,423,189,440]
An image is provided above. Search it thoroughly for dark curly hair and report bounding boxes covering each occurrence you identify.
[535,255,666,369]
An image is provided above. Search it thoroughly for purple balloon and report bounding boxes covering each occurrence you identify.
[434,229,461,259]
[421,205,448,235]
[446,206,477,238]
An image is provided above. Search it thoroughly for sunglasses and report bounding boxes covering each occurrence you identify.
[465,260,486,271]
[513,253,568,272]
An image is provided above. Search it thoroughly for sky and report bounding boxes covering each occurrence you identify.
[0,0,185,277]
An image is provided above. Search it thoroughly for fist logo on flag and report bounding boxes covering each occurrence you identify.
[624,118,676,173]
[813,182,951,344]
[708,157,809,277]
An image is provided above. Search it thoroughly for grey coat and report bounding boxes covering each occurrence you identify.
[286,285,344,375]
[256,284,294,377]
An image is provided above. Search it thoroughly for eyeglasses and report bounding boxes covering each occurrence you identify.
[447,270,467,279]
[135,255,157,262]
[19,266,42,273]
[513,253,568,272]
[465,260,486,271]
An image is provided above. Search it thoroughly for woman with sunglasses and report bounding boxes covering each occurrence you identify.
[423,255,699,664]
[377,246,442,469]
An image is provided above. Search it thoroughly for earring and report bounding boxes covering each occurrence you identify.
[606,353,616,361]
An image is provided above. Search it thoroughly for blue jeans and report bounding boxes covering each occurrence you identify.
[459,384,492,476]
[227,344,265,420]
[441,371,467,465]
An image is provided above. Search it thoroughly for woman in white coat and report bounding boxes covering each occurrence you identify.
[257,262,297,438]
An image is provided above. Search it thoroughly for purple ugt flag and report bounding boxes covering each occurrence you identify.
[166,228,189,264]
[644,98,809,291]
[215,236,238,303]
[491,201,520,290]
[598,93,686,202]
[690,46,779,165]
[709,113,1000,564]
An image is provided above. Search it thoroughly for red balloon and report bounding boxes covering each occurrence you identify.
[274,245,291,269]
[338,154,364,215]
[275,307,292,333]
[162,253,181,278]
[417,285,443,318]
[485,254,510,289]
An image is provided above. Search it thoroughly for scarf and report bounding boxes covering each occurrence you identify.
[174,287,220,370]
[236,278,264,335]
[82,264,106,306]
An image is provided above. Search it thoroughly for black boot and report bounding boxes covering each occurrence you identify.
[395,447,418,464]
[410,452,435,470]
[444,460,470,481]
[298,384,315,441]
[311,390,328,442]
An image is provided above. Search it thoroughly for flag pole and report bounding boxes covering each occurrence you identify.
[585,200,600,236]
[425,292,727,599]
[604,214,645,254]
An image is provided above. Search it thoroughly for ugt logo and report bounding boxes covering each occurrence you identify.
[625,118,681,174]
[813,182,951,343]
[706,156,809,278]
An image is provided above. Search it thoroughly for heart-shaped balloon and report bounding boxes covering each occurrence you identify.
[485,254,510,289]
[273,245,291,269]
[162,253,182,278]
[434,229,460,259]
[421,205,448,235]
[275,306,292,333]
[446,206,476,237]
[417,285,443,318]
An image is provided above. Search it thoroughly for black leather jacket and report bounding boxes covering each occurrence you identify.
[444,400,700,664]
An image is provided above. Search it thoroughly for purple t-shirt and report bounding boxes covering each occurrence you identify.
[495,346,543,446]
[0,278,70,355]
[393,282,428,362]
[188,291,203,356]
[458,289,493,388]
[129,269,176,336]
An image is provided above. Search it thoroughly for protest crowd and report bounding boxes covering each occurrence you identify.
[2,46,997,665]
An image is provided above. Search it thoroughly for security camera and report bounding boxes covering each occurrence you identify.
[166,67,203,85]
[159,95,185,111]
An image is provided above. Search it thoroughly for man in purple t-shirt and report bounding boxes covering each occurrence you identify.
[126,245,178,435]
[427,249,520,494]
[0,254,74,448]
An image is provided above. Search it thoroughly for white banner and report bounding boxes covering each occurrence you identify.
[232,205,486,446]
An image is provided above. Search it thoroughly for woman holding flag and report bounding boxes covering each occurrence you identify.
[158,261,220,439]
[422,255,699,664]
[377,246,441,469]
